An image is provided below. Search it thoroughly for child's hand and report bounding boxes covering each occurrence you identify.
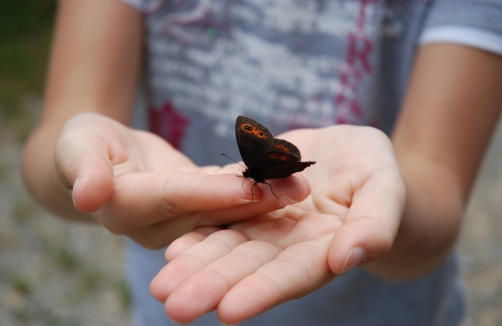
[150,125,405,324]
[53,113,312,248]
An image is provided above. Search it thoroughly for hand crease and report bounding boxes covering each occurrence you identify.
[182,253,210,269]
[160,171,188,217]
[254,271,284,298]
[233,247,271,266]
[275,255,311,283]
[204,268,232,291]
[205,236,235,254]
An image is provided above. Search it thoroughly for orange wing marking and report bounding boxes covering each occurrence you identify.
[273,143,291,152]
[241,123,268,139]
[269,153,293,161]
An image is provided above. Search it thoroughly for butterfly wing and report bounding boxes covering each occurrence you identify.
[235,116,316,182]
[251,156,316,180]
[235,116,274,167]
[269,138,302,158]
[250,138,316,180]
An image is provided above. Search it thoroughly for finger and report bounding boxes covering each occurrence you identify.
[55,125,114,213]
[97,172,265,235]
[248,172,312,204]
[123,174,312,249]
[165,241,282,324]
[165,227,221,261]
[229,205,342,245]
[150,230,246,303]
[216,241,333,324]
[327,168,405,274]
[99,172,311,231]
[195,173,313,226]
[219,162,313,206]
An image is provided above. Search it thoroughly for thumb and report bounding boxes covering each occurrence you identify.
[55,127,115,213]
[327,175,404,275]
[70,152,114,213]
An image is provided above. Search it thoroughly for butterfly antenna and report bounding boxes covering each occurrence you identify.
[221,153,246,169]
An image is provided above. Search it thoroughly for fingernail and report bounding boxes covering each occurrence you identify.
[72,177,80,211]
[241,199,260,204]
[168,316,187,325]
[240,198,260,203]
[279,196,297,208]
[340,247,366,274]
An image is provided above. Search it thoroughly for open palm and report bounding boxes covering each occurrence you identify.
[150,125,406,325]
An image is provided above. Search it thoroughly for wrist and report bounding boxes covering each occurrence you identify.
[364,161,463,280]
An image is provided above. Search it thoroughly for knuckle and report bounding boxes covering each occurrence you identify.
[159,196,187,217]
[159,172,189,218]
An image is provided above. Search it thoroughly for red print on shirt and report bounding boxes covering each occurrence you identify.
[335,0,378,124]
[150,101,190,150]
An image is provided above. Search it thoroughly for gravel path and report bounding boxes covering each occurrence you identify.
[1,106,501,325]
[459,115,502,326]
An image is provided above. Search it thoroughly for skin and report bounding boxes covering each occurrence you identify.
[22,0,502,324]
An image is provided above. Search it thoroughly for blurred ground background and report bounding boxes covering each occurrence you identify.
[0,1,501,325]
[0,2,132,325]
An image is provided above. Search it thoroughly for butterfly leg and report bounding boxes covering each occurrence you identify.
[249,181,279,202]
[263,181,278,199]
[241,179,279,201]
[249,181,258,203]
[240,177,252,196]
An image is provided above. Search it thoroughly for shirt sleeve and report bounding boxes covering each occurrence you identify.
[419,25,502,55]
[118,0,144,11]
[420,0,502,55]
[117,0,167,13]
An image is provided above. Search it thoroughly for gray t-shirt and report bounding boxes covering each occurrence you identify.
[120,0,502,325]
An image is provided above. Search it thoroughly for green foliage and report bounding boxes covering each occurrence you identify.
[0,1,56,40]
[11,275,32,296]
[12,197,37,222]
[80,269,105,292]
[54,247,80,271]
[0,0,56,121]
[115,279,132,310]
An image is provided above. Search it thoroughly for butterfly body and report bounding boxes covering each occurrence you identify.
[235,116,316,199]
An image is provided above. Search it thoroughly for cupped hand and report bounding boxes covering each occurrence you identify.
[55,113,311,248]
[150,125,406,324]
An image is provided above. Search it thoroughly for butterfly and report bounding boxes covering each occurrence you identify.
[232,115,316,201]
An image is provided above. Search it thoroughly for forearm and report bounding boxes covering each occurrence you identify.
[365,44,502,280]
[22,0,142,221]
[23,120,95,222]
[364,155,463,279]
